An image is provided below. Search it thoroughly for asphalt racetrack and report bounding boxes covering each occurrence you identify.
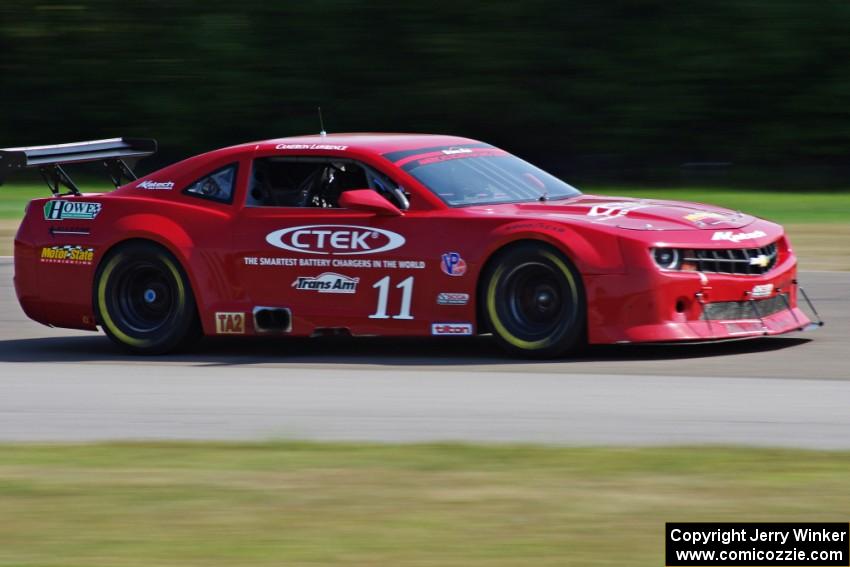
[1,258,847,447]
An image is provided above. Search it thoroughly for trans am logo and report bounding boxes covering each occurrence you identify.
[43,200,102,221]
[267,225,405,256]
[292,272,360,293]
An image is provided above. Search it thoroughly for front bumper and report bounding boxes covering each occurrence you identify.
[584,236,819,344]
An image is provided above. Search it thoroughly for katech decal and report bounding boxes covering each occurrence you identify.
[712,230,767,242]
[750,283,774,298]
[266,225,405,256]
[292,272,359,294]
[215,312,245,334]
[431,323,473,336]
[440,252,467,276]
[275,143,348,151]
[437,292,469,306]
[40,245,95,265]
[136,180,175,190]
[43,200,102,221]
[587,201,651,220]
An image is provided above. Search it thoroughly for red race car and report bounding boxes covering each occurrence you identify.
[1,134,821,356]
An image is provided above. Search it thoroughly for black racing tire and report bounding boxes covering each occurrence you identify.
[482,243,586,358]
[94,241,201,354]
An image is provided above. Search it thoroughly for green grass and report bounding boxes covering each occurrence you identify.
[585,186,850,224]
[2,182,850,223]
[0,183,108,220]
[1,442,850,566]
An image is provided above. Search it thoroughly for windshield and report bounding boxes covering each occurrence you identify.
[394,146,582,206]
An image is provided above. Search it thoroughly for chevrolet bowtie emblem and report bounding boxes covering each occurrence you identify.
[749,254,769,268]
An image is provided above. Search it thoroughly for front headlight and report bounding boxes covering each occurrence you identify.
[652,248,680,270]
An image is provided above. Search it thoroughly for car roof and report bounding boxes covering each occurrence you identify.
[226,133,482,156]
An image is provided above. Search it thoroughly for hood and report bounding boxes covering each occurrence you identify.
[503,195,756,231]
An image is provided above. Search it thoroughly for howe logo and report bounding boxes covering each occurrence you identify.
[266,225,405,256]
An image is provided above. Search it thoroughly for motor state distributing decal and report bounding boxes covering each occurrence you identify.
[136,180,175,190]
[431,323,473,336]
[215,312,245,334]
[266,225,405,255]
[440,252,467,276]
[39,245,95,265]
[437,292,469,305]
[292,272,359,293]
[712,230,767,242]
[43,200,102,221]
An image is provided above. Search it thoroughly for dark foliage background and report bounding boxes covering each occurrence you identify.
[2,1,849,185]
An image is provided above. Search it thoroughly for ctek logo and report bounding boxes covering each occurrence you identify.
[292,272,359,293]
[266,225,405,255]
[712,230,767,243]
[43,200,102,221]
[137,180,175,190]
[431,323,473,336]
[215,312,245,334]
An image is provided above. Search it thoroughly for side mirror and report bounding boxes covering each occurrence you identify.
[338,189,402,216]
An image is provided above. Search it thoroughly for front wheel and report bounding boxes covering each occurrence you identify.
[483,243,586,358]
[94,242,200,354]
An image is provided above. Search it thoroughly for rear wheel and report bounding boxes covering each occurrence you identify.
[483,243,586,358]
[94,242,200,354]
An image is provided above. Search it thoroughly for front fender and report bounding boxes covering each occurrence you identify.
[485,221,626,275]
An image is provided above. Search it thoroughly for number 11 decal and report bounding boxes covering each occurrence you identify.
[369,276,414,319]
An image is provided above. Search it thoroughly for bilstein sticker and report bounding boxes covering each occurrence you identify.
[266,225,405,256]
[44,200,102,221]
[437,292,469,306]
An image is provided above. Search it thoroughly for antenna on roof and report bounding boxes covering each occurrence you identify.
[318,107,327,137]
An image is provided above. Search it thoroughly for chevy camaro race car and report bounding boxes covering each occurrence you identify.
[0,134,821,356]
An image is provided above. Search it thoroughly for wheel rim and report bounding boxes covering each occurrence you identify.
[110,259,176,333]
[500,261,573,340]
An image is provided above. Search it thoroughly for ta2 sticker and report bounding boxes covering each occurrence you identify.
[215,312,245,334]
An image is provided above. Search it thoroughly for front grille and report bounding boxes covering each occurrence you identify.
[703,294,787,320]
[683,242,778,275]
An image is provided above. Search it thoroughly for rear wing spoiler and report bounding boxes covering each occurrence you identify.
[0,137,157,195]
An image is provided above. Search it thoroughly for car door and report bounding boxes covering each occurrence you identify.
[231,155,436,336]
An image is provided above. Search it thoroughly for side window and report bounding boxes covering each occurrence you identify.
[247,157,408,209]
[247,157,368,208]
[183,164,237,204]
